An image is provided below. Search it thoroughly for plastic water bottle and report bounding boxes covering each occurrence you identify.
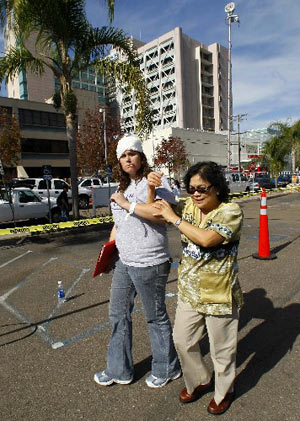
[57,281,66,303]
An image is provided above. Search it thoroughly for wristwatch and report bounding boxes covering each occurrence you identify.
[174,218,182,228]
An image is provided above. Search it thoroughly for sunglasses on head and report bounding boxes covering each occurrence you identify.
[187,185,213,194]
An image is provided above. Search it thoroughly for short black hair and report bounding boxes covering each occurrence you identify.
[184,161,229,202]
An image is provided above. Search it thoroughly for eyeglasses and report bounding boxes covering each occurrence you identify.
[187,185,213,195]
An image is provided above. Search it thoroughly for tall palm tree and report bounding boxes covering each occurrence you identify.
[290,120,300,172]
[0,0,152,219]
[262,135,289,186]
[268,120,300,175]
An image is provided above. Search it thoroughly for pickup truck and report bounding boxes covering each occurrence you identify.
[78,177,118,207]
[0,188,61,224]
[12,178,92,209]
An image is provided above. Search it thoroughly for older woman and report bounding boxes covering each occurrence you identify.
[152,161,243,415]
[93,134,180,389]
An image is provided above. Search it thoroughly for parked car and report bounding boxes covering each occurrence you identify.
[251,175,275,191]
[0,188,61,224]
[77,177,118,190]
[78,177,103,189]
[12,178,92,209]
[273,175,291,188]
[225,172,251,193]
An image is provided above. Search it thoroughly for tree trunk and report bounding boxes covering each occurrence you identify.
[65,112,79,220]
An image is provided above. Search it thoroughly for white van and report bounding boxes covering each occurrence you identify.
[225,172,251,193]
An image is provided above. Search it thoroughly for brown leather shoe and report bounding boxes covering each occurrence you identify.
[207,392,235,415]
[179,379,213,404]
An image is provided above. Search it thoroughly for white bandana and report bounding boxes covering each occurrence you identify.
[116,134,143,159]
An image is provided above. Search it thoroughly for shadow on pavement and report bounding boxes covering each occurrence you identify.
[235,288,300,398]
[133,356,152,383]
[270,233,300,254]
[0,298,110,347]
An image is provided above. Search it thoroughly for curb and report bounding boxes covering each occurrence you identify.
[0,219,114,247]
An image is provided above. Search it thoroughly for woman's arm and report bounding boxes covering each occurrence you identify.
[110,192,165,223]
[146,172,163,204]
[153,200,225,248]
[109,225,116,241]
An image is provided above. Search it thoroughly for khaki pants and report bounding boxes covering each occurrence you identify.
[173,298,239,405]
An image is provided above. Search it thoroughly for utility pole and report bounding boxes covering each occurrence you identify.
[225,2,240,169]
[232,113,247,171]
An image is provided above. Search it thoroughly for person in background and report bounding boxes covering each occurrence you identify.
[56,185,69,221]
[152,161,243,415]
[93,134,180,389]
[172,179,181,200]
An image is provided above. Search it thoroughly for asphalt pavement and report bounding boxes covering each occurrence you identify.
[0,191,300,421]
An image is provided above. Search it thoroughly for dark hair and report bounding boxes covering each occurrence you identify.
[116,151,151,192]
[183,161,229,202]
[174,179,180,188]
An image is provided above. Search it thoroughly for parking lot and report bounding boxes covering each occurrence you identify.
[1,192,300,420]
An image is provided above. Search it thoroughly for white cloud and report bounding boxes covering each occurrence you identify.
[0,0,298,129]
[230,0,300,128]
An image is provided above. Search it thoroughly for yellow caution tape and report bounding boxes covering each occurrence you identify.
[0,215,114,236]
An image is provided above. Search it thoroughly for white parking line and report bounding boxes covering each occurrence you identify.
[0,257,57,302]
[0,250,32,269]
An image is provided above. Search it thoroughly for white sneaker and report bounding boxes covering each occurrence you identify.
[94,371,133,386]
[145,370,181,388]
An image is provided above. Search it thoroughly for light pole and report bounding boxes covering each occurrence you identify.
[225,2,240,169]
[232,113,247,171]
[99,108,108,172]
[99,107,111,213]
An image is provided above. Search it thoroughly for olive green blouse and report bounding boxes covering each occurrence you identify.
[176,198,244,316]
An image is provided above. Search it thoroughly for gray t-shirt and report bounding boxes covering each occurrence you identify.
[111,176,176,267]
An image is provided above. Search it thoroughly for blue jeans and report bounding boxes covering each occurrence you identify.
[106,258,180,380]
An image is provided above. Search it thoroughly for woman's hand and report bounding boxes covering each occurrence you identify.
[110,192,128,209]
[147,171,163,188]
[152,200,179,224]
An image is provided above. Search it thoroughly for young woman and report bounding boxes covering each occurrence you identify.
[152,161,244,415]
[94,134,180,388]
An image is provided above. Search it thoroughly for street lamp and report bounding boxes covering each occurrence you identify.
[225,2,240,169]
[99,108,108,171]
[99,107,111,213]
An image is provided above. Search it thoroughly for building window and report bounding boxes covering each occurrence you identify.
[21,138,69,154]
[19,109,66,129]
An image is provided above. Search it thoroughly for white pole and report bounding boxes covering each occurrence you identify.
[227,17,232,170]
[225,3,239,169]
[99,108,111,214]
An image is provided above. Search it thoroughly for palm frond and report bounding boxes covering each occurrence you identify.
[0,45,44,82]
[91,26,136,60]
[95,57,153,136]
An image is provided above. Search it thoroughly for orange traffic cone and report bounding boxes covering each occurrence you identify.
[253,188,276,260]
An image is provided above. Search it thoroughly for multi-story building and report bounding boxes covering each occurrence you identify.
[5,25,228,134]
[112,27,228,134]
[0,97,70,178]
[3,25,230,175]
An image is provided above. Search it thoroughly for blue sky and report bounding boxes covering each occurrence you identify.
[1,0,299,131]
